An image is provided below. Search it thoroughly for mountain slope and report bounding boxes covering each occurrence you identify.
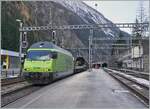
[54,0,120,37]
[1,1,130,62]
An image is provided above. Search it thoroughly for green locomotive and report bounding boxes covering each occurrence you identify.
[23,41,74,84]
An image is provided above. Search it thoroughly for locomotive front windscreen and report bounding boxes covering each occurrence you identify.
[27,50,52,61]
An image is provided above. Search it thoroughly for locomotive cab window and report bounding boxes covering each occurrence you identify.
[27,50,52,61]
[51,52,58,59]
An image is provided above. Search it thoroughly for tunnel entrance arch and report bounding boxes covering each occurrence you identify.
[102,63,108,67]
[74,56,88,72]
[75,57,86,66]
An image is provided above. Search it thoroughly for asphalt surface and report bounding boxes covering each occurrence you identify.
[5,69,146,108]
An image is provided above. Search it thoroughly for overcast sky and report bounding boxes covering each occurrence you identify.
[83,1,149,33]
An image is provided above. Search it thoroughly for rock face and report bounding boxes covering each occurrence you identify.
[1,1,130,62]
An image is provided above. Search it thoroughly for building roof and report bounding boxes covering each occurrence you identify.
[1,49,24,57]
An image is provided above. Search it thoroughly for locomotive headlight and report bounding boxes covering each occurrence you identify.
[24,68,27,71]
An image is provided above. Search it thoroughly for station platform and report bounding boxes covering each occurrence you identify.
[5,69,146,108]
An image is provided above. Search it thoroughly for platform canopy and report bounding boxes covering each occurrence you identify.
[1,49,24,57]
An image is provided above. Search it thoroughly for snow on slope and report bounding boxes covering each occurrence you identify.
[53,0,120,38]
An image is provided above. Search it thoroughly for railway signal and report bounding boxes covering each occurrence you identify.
[22,41,28,49]
[52,30,56,44]
[22,32,28,49]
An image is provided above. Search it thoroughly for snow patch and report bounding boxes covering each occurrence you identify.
[53,0,119,38]
[131,84,143,90]
[109,69,149,87]
[7,75,19,78]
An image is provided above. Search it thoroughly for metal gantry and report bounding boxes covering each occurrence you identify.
[92,37,149,40]
[18,22,149,70]
[20,23,149,31]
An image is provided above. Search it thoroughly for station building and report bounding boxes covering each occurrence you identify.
[1,49,24,70]
[117,39,149,72]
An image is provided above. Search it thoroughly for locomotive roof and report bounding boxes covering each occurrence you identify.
[30,41,73,57]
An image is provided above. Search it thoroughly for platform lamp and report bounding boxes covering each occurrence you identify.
[16,19,23,76]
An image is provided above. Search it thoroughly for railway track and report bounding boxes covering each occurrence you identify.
[1,77,42,107]
[1,77,25,86]
[1,71,85,107]
[110,68,149,80]
[115,72,149,88]
[1,82,42,107]
[104,68,149,107]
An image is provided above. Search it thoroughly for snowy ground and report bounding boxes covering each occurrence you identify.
[105,68,149,88]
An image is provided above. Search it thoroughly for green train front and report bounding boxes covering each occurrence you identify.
[23,41,74,84]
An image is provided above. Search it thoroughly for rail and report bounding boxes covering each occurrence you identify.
[1,77,25,86]
[118,69,149,75]
[1,84,41,107]
[109,68,149,80]
[104,68,149,106]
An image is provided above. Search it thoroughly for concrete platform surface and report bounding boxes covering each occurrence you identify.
[5,69,146,108]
